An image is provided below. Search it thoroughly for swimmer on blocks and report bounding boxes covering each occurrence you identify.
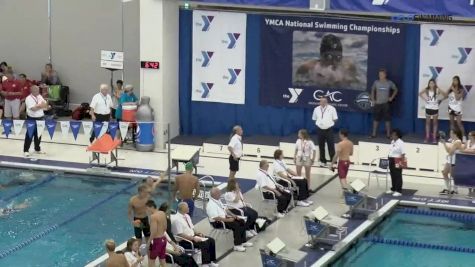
[146,199,168,267]
[330,129,354,197]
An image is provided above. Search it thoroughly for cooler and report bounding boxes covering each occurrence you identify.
[122,103,137,122]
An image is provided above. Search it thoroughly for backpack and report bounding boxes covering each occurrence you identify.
[71,103,90,120]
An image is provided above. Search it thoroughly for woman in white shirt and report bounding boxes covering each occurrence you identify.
[224,179,258,237]
[387,129,405,197]
[294,129,316,187]
[446,76,466,139]
[418,79,446,143]
[124,238,144,267]
[440,129,463,195]
[227,125,243,180]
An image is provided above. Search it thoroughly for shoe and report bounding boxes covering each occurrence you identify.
[450,190,458,195]
[246,231,254,238]
[319,162,326,167]
[35,151,46,155]
[297,201,311,207]
[304,200,314,205]
[242,242,253,247]
[392,192,402,197]
[24,152,30,158]
[275,212,285,218]
[250,230,258,236]
[210,263,219,267]
[385,190,394,194]
[439,189,449,195]
[233,245,246,252]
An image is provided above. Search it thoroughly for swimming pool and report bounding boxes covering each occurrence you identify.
[0,167,166,267]
[329,208,475,267]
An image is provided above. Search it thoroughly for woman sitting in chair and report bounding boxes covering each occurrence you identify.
[224,179,259,238]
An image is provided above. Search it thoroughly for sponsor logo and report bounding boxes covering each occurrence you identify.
[284,88,303,103]
[372,0,390,5]
[199,82,214,98]
[200,15,214,31]
[427,29,444,46]
[354,92,372,111]
[226,68,241,85]
[313,90,342,102]
[422,66,443,80]
[457,47,472,64]
[226,33,241,49]
[198,51,214,67]
[263,258,279,267]
[463,85,472,100]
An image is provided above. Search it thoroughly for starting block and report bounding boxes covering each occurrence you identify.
[343,179,382,219]
[87,134,121,167]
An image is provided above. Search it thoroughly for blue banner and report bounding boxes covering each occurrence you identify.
[46,120,57,139]
[2,119,13,138]
[69,121,82,140]
[93,121,103,139]
[108,121,119,138]
[193,0,309,8]
[453,153,475,187]
[260,15,407,112]
[330,0,475,18]
[26,120,36,139]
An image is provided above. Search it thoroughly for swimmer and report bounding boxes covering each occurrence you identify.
[0,174,37,189]
[330,129,354,199]
[0,200,30,217]
[146,200,168,267]
[143,169,168,195]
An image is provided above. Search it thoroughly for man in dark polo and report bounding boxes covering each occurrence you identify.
[370,69,398,139]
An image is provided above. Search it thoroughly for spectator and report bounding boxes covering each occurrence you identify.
[124,238,144,267]
[104,239,129,267]
[24,85,49,157]
[224,179,258,238]
[206,187,252,252]
[89,84,113,142]
[1,70,22,119]
[256,160,292,218]
[115,84,138,121]
[18,74,32,119]
[40,63,61,85]
[0,62,8,77]
[111,80,123,119]
[172,202,218,267]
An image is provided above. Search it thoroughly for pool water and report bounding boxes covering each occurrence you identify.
[330,210,475,267]
[0,168,166,266]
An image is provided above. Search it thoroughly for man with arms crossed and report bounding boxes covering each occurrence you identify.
[370,69,398,138]
[174,162,200,217]
[128,184,152,241]
[146,200,168,267]
[330,129,354,197]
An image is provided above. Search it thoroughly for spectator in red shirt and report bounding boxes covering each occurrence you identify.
[18,74,32,119]
[0,70,22,119]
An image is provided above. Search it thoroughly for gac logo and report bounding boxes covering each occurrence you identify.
[313,90,342,102]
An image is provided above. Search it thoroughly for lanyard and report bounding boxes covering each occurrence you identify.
[276,160,287,170]
[183,215,192,228]
[101,94,108,106]
[320,106,327,119]
[31,95,39,104]
[259,169,277,185]
[300,140,307,154]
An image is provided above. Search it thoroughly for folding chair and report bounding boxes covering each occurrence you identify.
[367,157,390,190]
[165,253,176,266]
[255,185,278,217]
[273,176,296,208]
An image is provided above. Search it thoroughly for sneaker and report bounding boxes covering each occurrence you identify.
[24,152,30,158]
[439,189,449,195]
[385,190,394,194]
[233,245,246,252]
[242,242,253,247]
[275,212,285,218]
[250,230,258,236]
[297,201,311,207]
[246,231,254,238]
[319,162,326,167]
[392,192,402,197]
[304,200,314,205]
[210,263,219,267]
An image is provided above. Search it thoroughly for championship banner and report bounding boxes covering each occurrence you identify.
[260,15,407,112]
[418,24,475,122]
[192,10,246,104]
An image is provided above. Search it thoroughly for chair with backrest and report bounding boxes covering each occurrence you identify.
[255,185,278,217]
[367,157,390,190]
[273,176,296,208]
[205,200,232,240]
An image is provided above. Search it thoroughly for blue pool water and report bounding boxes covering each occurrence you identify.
[0,168,166,266]
[330,210,475,267]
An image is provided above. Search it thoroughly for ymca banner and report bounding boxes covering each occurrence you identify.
[193,0,309,8]
[330,0,475,18]
[418,24,475,122]
[260,15,407,112]
[192,10,246,105]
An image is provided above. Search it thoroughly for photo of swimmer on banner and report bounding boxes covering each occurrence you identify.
[292,31,368,90]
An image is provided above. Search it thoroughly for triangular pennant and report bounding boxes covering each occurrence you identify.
[99,122,109,138]
[93,121,103,139]
[2,119,13,138]
[46,120,57,140]
[69,121,82,140]
[108,121,119,138]
[82,121,93,136]
[36,120,45,138]
[13,120,25,136]
[60,121,70,139]
[119,122,130,139]
[26,120,37,139]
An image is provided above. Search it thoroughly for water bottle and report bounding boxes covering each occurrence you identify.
[135,96,155,152]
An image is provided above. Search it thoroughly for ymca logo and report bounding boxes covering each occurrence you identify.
[423,66,443,80]
[226,68,241,84]
[463,85,472,100]
[372,0,390,5]
[313,90,342,102]
[287,88,303,103]
[457,47,472,64]
[226,33,241,49]
[428,29,444,46]
[200,15,214,31]
[200,82,214,98]
[200,51,214,67]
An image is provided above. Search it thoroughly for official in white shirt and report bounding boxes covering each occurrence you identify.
[172,202,218,267]
[224,179,258,237]
[89,84,113,142]
[23,85,49,157]
[312,96,338,166]
[206,187,252,252]
[256,160,292,218]
[273,149,312,207]
[228,125,243,180]
[387,129,405,197]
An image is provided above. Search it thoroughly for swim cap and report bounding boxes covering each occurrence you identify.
[320,34,343,66]
[185,162,194,171]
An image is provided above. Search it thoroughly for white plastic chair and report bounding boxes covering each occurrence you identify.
[367,157,390,190]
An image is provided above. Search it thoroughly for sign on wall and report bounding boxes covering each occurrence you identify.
[259,15,407,112]
[100,50,124,70]
[192,10,247,105]
[418,24,475,122]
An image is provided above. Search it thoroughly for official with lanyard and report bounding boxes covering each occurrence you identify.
[23,85,49,157]
[256,160,292,217]
[89,84,113,142]
[312,96,338,167]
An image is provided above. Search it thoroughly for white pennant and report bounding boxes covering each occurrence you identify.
[60,121,70,138]
[13,120,25,136]
[82,121,93,136]
[99,121,109,138]
[36,120,45,138]
[119,122,130,139]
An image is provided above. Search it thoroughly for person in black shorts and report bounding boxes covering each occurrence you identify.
[128,184,152,240]
[370,69,398,138]
[227,126,243,180]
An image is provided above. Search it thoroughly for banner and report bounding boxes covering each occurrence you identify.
[93,121,103,138]
[99,122,109,138]
[2,119,12,137]
[330,0,475,18]
[260,15,407,111]
[36,120,45,138]
[26,120,36,139]
[70,121,82,140]
[46,120,57,139]
[418,24,475,122]
[60,121,70,138]
[108,121,119,138]
[119,122,130,139]
[193,0,309,8]
[192,10,247,104]
[82,121,93,136]
[13,120,25,136]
